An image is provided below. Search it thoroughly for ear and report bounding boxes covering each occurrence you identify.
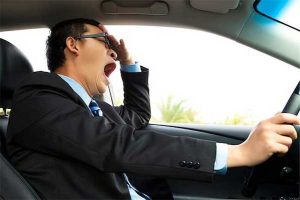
[65,37,79,56]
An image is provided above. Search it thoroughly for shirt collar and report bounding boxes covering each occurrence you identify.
[58,74,92,107]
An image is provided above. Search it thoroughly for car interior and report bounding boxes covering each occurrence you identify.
[0,0,299,199]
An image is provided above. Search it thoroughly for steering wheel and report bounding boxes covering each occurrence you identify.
[242,81,300,197]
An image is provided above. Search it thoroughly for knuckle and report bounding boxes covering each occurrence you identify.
[277,113,286,121]
[258,120,266,126]
[257,121,267,129]
[258,121,271,132]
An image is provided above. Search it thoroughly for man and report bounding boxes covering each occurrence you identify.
[6,18,299,199]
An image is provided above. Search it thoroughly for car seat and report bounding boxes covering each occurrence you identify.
[0,38,41,200]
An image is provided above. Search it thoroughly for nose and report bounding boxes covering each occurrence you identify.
[108,49,118,60]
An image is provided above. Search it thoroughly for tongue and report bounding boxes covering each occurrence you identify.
[104,63,116,77]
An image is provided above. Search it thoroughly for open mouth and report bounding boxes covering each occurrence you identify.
[104,63,116,77]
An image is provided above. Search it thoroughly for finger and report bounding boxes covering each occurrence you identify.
[270,113,300,125]
[272,124,298,140]
[108,35,120,46]
[273,133,294,147]
[273,143,289,154]
[98,24,109,33]
[120,39,125,47]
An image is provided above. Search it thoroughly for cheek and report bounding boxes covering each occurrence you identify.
[85,45,106,63]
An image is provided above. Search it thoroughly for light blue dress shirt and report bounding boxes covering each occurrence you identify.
[214,143,228,174]
[58,62,228,199]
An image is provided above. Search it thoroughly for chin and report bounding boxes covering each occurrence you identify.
[95,80,108,94]
[101,88,107,93]
[98,86,107,94]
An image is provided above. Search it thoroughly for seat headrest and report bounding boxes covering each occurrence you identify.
[0,38,33,110]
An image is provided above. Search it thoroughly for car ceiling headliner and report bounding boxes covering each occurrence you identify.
[1,0,254,37]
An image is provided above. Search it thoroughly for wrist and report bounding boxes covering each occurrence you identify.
[120,57,134,65]
[227,144,248,168]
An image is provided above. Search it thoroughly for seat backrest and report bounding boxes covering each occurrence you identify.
[0,153,42,200]
[0,38,40,200]
[0,38,34,110]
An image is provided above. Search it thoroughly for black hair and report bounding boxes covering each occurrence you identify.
[46,18,100,72]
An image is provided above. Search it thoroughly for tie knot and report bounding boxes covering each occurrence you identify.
[89,100,101,116]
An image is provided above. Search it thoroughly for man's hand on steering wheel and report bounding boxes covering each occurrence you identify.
[227,113,300,168]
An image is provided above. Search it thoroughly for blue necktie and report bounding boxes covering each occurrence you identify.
[89,99,103,116]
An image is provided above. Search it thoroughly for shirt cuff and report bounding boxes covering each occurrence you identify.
[214,143,228,175]
[120,62,141,72]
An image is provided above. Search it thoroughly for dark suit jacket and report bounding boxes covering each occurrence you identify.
[6,68,216,199]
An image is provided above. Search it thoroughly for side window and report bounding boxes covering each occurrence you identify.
[0,28,49,71]
[1,26,299,125]
[107,26,300,125]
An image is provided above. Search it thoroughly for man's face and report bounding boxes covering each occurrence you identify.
[77,24,117,96]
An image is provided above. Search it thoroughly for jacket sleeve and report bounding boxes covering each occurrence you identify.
[113,66,151,129]
[7,75,216,182]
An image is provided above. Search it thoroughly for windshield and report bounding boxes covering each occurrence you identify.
[254,0,300,31]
